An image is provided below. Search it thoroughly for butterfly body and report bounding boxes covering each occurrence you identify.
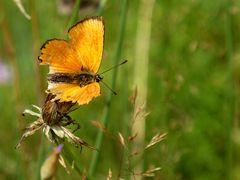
[48,72,103,87]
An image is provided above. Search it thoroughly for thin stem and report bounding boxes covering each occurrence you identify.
[96,0,107,15]
[29,1,48,179]
[88,0,129,177]
[67,0,81,28]
[30,0,45,106]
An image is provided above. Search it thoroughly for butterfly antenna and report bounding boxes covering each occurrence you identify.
[99,60,128,75]
[101,80,117,95]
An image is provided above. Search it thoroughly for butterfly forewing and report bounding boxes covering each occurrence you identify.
[68,16,104,73]
[39,39,82,74]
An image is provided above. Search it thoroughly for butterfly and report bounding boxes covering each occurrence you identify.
[38,16,104,105]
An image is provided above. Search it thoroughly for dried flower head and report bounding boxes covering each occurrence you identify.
[145,132,167,149]
[16,94,94,150]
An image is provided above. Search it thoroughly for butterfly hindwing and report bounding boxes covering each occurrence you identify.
[48,82,100,105]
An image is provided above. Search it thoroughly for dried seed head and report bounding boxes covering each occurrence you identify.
[145,132,167,149]
[91,120,107,132]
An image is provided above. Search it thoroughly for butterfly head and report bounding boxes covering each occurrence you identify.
[95,74,103,83]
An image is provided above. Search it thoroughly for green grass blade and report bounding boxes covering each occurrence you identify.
[88,0,129,177]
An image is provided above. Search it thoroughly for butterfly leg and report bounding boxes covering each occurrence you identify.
[50,129,61,145]
[60,114,81,133]
[56,111,74,126]
[65,115,81,133]
[71,121,81,133]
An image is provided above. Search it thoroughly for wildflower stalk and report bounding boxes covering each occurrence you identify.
[224,0,234,179]
[88,0,129,177]
[132,0,155,174]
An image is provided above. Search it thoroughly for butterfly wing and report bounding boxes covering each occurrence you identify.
[39,39,83,73]
[39,17,104,105]
[48,82,100,105]
[68,16,104,73]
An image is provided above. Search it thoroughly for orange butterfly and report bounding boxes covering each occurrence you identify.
[38,16,104,105]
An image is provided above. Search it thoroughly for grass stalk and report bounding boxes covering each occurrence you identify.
[29,1,49,179]
[224,0,234,179]
[96,0,107,15]
[30,0,45,105]
[67,0,81,28]
[88,0,129,177]
[132,0,155,174]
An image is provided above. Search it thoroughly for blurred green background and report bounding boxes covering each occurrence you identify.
[1,0,240,179]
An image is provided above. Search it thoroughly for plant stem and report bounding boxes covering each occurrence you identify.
[67,0,81,28]
[30,0,45,105]
[97,0,107,15]
[88,0,129,177]
[132,0,155,174]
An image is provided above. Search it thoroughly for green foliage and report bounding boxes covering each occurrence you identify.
[0,0,240,179]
